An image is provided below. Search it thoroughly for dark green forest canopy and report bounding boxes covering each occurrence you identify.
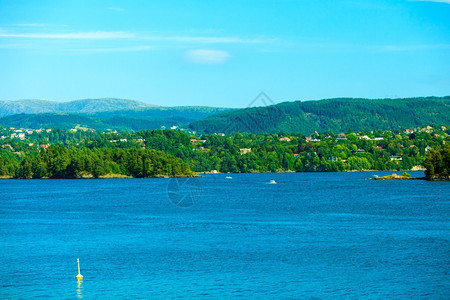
[189,96,450,135]
[424,143,450,180]
[7,146,194,179]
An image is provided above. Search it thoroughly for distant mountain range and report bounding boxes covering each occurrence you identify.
[0,98,233,131]
[0,98,155,117]
[189,96,450,134]
[0,97,448,133]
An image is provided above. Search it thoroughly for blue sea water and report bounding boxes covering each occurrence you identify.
[0,171,449,299]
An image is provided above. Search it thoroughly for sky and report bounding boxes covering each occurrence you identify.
[0,0,449,107]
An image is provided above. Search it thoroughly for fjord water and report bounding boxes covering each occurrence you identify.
[1,172,449,299]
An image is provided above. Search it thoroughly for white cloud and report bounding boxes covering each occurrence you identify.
[13,23,68,27]
[185,49,231,65]
[380,44,450,51]
[409,0,450,3]
[0,31,135,39]
[150,36,274,44]
[73,45,152,53]
[0,29,275,55]
[0,29,275,44]
[14,23,51,27]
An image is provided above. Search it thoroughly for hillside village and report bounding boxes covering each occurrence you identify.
[0,124,448,178]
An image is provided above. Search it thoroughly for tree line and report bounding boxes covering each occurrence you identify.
[1,145,194,178]
[424,143,450,180]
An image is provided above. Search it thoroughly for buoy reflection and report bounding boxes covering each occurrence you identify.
[77,279,83,299]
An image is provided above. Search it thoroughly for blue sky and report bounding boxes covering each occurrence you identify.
[0,0,449,107]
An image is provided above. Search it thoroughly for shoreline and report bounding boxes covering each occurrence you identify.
[0,173,199,179]
[0,170,429,180]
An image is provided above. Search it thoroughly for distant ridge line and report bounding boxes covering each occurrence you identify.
[188,96,450,135]
[0,98,156,117]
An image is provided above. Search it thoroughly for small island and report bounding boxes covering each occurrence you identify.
[370,144,449,181]
[371,172,422,180]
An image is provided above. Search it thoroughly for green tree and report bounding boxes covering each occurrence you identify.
[425,144,450,180]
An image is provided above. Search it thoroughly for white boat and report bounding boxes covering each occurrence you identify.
[269,179,277,184]
[226,176,232,179]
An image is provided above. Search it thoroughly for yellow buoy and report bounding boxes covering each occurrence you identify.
[76,258,84,280]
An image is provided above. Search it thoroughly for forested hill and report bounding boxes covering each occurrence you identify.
[2,96,448,133]
[188,97,450,135]
[0,106,234,131]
